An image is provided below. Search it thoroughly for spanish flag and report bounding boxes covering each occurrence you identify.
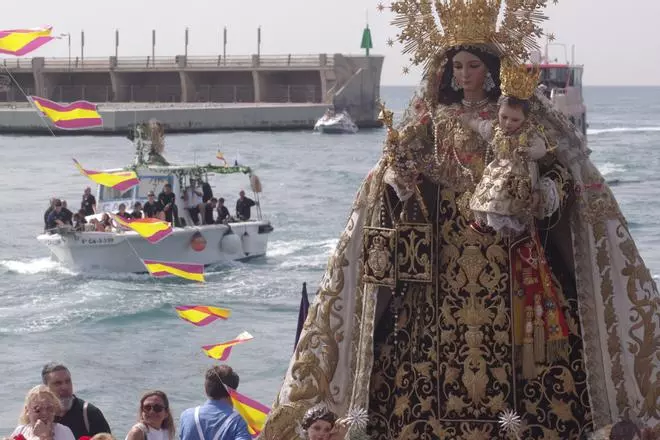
[31,96,103,130]
[0,26,53,56]
[73,159,139,192]
[175,305,231,326]
[112,216,172,244]
[202,331,254,361]
[216,150,227,166]
[227,388,270,437]
[144,260,205,283]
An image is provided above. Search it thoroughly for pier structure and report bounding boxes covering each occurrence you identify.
[0,53,384,133]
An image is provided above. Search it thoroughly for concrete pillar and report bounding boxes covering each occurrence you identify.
[252,71,261,102]
[251,55,260,68]
[31,57,46,97]
[319,54,327,66]
[109,71,128,102]
[179,71,196,102]
[319,70,327,103]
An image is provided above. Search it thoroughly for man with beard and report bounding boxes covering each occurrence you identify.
[41,362,111,438]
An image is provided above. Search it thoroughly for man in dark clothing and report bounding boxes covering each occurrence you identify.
[158,184,179,225]
[46,200,67,230]
[42,362,111,439]
[60,201,74,225]
[235,190,256,221]
[81,187,96,216]
[143,191,163,218]
[216,198,231,224]
[203,198,217,225]
[44,198,56,231]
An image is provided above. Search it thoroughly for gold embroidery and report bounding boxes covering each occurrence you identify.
[396,223,433,283]
[363,227,397,287]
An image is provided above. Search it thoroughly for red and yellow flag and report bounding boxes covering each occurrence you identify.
[73,159,139,191]
[228,388,270,438]
[32,97,103,130]
[175,305,231,326]
[144,260,205,283]
[0,26,53,56]
[112,216,172,244]
[202,331,254,361]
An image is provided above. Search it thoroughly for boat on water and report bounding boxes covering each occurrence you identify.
[529,43,587,135]
[37,121,273,274]
[313,109,359,134]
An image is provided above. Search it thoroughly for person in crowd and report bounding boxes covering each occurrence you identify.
[46,200,66,231]
[60,201,74,226]
[235,191,256,221]
[11,385,75,440]
[44,198,56,231]
[179,365,250,440]
[183,180,204,225]
[131,202,144,219]
[143,192,163,219]
[99,214,113,232]
[215,198,231,224]
[42,363,111,439]
[203,198,217,225]
[116,203,132,220]
[125,391,174,440]
[158,184,178,226]
[73,209,88,232]
[81,187,96,216]
[201,181,213,204]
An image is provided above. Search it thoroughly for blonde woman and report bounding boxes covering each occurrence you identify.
[11,385,75,440]
[125,391,174,440]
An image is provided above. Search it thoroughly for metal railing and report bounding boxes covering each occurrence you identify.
[193,85,254,103]
[44,85,114,102]
[0,87,34,102]
[0,58,33,69]
[116,85,182,102]
[263,85,319,103]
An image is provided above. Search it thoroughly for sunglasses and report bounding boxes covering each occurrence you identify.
[142,404,166,413]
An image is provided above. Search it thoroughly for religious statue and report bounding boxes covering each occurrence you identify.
[259,1,660,439]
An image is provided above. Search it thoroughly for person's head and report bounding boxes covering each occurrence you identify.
[118,203,126,212]
[147,191,155,201]
[497,95,531,134]
[91,434,115,440]
[77,209,86,217]
[437,46,501,105]
[53,199,63,212]
[164,184,172,194]
[610,420,642,440]
[138,390,174,437]
[133,202,142,211]
[239,190,245,199]
[218,198,225,206]
[62,200,68,209]
[19,385,62,426]
[41,362,73,409]
[209,197,217,207]
[84,187,91,195]
[301,406,337,440]
[204,365,239,400]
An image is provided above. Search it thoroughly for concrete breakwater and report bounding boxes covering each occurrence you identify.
[0,53,384,134]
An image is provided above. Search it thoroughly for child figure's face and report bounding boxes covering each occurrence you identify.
[498,103,526,134]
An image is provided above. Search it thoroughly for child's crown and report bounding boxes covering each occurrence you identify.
[500,59,541,100]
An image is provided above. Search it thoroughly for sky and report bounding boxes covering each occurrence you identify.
[2,0,660,86]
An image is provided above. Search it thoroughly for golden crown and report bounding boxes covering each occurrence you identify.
[500,60,541,100]
[388,0,552,69]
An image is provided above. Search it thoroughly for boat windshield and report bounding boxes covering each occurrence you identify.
[135,175,174,199]
[99,186,134,202]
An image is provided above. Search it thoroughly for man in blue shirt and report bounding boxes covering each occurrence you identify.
[179,365,251,440]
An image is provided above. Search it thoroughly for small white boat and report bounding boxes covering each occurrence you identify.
[37,121,273,274]
[314,110,358,134]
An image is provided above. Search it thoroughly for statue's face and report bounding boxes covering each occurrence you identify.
[307,420,333,440]
[452,51,488,93]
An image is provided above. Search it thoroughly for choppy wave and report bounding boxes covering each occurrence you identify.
[597,162,626,177]
[588,126,660,135]
[0,257,74,275]
[268,238,338,258]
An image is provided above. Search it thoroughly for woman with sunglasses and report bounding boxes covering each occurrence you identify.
[125,391,174,440]
[11,385,75,440]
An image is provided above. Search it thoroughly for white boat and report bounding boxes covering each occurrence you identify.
[37,121,273,274]
[313,110,359,134]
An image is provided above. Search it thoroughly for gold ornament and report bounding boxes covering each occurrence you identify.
[500,59,541,100]
[388,0,552,71]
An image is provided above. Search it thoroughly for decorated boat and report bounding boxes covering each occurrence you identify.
[37,121,273,276]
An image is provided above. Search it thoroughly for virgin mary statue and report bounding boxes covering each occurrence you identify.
[260,1,660,439]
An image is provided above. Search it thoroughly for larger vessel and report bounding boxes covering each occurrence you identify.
[37,121,273,274]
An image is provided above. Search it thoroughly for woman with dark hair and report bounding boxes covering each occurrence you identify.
[260,1,660,439]
[125,391,174,440]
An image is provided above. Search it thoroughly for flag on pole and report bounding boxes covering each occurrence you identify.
[30,96,103,130]
[202,331,254,361]
[294,282,310,350]
[216,150,227,166]
[0,26,54,56]
[143,260,205,283]
[227,388,270,438]
[72,159,139,191]
[112,216,173,244]
[175,305,231,326]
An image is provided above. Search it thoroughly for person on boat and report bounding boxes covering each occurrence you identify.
[81,187,96,216]
[42,363,111,439]
[125,391,174,440]
[99,213,112,232]
[259,1,660,439]
[183,179,204,225]
[73,209,87,232]
[178,365,250,440]
[235,190,256,221]
[131,202,144,219]
[215,198,231,224]
[143,192,163,219]
[158,184,178,226]
[43,198,56,231]
[46,200,66,231]
[116,203,132,220]
[203,198,217,225]
[11,385,75,440]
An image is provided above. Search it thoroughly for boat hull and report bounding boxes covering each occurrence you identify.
[37,221,272,273]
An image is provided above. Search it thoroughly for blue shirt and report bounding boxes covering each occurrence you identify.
[179,400,250,440]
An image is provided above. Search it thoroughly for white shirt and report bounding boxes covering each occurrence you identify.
[125,423,170,440]
[12,423,75,440]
